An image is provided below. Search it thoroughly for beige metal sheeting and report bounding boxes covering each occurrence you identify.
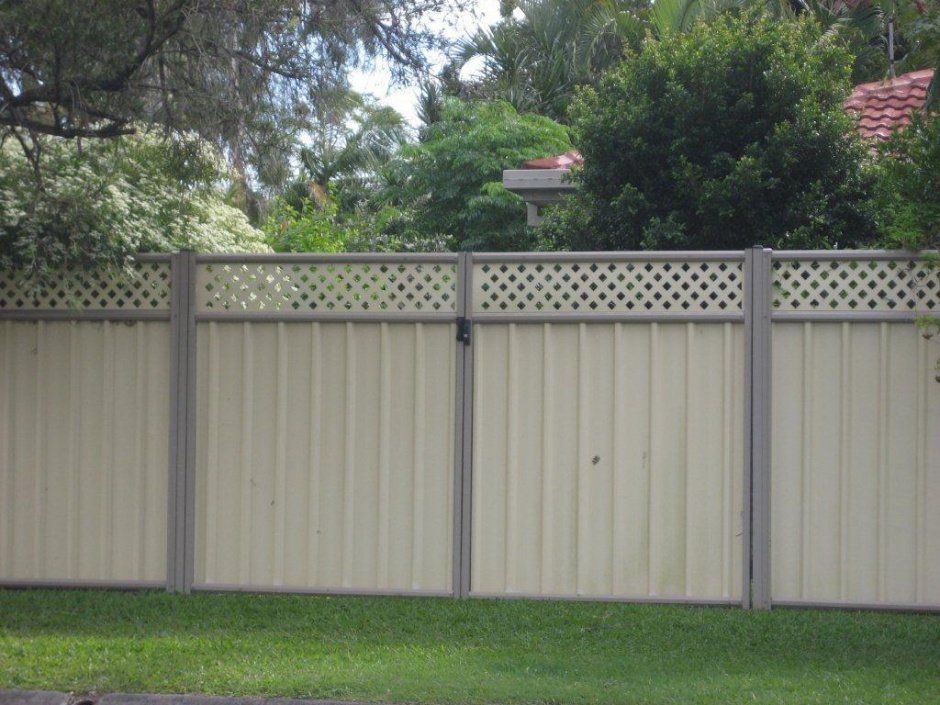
[0,320,169,584]
[193,320,456,593]
[771,321,940,605]
[471,321,745,601]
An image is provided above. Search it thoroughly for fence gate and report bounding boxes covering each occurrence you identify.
[464,252,749,604]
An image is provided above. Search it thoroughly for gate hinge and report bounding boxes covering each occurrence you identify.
[456,317,472,345]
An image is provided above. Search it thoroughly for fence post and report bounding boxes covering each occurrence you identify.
[453,251,474,598]
[167,251,197,593]
[745,246,773,609]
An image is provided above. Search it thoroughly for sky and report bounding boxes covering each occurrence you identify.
[348,0,504,126]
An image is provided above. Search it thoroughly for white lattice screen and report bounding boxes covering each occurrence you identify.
[472,259,744,313]
[772,258,939,311]
[196,261,458,313]
[3,255,934,316]
[0,260,172,310]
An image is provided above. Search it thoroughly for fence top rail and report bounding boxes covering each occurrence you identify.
[771,249,938,261]
[196,252,459,264]
[471,251,746,262]
[131,252,174,263]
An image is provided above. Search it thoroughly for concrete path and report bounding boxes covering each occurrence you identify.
[0,691,368,705]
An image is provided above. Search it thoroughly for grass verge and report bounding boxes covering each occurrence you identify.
[0,589,938,704]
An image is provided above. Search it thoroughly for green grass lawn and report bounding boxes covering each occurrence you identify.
[0,590,938,704]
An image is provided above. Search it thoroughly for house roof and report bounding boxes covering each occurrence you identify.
[843,68,934,140]
[520,68,935,171]
[522,149,584,169]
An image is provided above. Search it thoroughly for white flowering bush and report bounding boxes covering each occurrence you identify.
[0,132,267,278]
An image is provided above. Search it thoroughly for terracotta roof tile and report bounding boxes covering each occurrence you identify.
[522,149,584,169]
[844,68,934,140]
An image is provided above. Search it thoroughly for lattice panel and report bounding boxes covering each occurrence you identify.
[473,260,744,313]
[773,259,939,311]
[197,262,457,313]
[0,261,172,310]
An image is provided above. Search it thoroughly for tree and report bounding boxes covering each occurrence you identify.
[550,14,879,251]
[297,95,410,213]
[872,112,939,379]
[260,92,425,253]
[650,0,938,86]
[0,0,463,188]
[456,0,648,122]
[380,98,571,250]
[0,132,266,277]
[899,0,939,106]
[875,114,939,250]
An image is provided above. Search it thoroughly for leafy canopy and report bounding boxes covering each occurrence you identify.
[381,98,571,251]
[875,114,940,251]
[0,0,463,188]
[548,13,879,251]
[0,133,266,275]
[456,0,648,122]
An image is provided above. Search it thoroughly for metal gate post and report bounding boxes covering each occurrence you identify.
[452,251,474,598]
[745,246,773,609]
[167,251,197,593]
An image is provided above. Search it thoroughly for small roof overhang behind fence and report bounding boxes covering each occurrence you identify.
[502,168,575,226]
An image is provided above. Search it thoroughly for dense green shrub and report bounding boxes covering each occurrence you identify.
[551,14,879,251]
[875,114,940,251]
[263,195,361,253]
[262,192,448,253]
[874,113,940,378]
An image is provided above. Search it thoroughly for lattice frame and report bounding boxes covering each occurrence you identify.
[772,258,939,311]
[472,260,744,313]
[197,262,458,313]
[0,260,172,310]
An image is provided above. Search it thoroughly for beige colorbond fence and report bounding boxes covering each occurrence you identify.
[0,248,937,611]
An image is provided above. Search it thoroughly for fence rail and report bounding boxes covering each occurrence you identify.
[0,248,937,611]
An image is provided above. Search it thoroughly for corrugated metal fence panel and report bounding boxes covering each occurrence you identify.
[0,320,170,583]
[194,321,456,593]
[771,321,940,605]
[471,321,745,600]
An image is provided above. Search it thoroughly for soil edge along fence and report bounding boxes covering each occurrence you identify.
[0,249,937,610]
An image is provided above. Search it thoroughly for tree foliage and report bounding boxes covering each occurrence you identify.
[454,0,936,125]
[456,0,648,122]
[547,14,879,251]
[0,133,266,276]
[380,99,571,250]
[875,114,939,250]
[296,95,410,213]
[871,112,939,378]
[900,0,940,107]
[0,0,463,187]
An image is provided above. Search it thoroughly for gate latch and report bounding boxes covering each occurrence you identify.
[456,317,472,345]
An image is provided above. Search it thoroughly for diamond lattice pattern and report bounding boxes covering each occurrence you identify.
[0,261,172,310]
[197,262,457,312]
[473,260,744,313]
[773,259,938,311]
